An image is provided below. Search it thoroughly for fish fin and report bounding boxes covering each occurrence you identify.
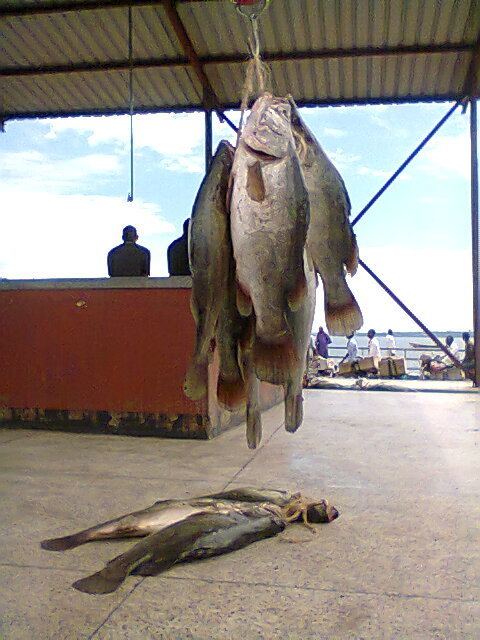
[345,233,359,276]
[246,404,262,449]
[41,533,85,551]
[184,362,208,401]
[287,271,308,311]
[246,161,266,202]
[73,566,128,595]
[284,384,304,433]
[217,374,246,411]
[323,276,363,336]
[236,283,253,317]
[253,335,299,386]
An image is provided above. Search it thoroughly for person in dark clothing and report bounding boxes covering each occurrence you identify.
[167,219,191,276]
[107,225,150,277]
[315,326,331,358]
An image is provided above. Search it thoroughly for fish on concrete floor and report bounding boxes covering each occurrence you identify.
[72,506,285,594]
[41,487,338,551]
[184,140,234,401]
[288,96,363,337]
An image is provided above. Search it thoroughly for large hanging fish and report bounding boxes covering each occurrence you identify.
[230,93,310,387]
[288,97,363,336]
[184,140,234,401]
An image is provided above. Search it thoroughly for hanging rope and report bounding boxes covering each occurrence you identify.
[127,4,134,203]
[235,6,271,145]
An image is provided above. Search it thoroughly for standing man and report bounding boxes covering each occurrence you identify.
[340,333,359,364]
[385,329,396,356]
[367,329,382,359]
[462,331,475,377]
[315,326,332,358]
[167,219,191,276]
[107,225,150,277]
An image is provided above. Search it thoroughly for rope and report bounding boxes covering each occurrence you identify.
[127,5,134,203]
[236,12,271,145]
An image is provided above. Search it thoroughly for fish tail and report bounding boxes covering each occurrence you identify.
[217,374,246,411]
[345,233,359,276]
[184,362,208,401]
[323,276,363,336]
[284,384,304,433]
[236,282,253,317]
[72,561,133,595]
[41,532,88,551]
[253,334,299,385]
[246,402,262,449]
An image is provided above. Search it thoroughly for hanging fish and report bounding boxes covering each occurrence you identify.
[230,93,310,386]
[288,97,363,336]
[282,250,317,432]
[184,140,234,400]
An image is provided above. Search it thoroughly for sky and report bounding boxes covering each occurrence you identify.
[0,100,475,332]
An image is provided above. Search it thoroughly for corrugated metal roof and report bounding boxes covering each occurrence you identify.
[0,0,479,120]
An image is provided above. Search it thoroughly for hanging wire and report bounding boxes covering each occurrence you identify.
[127,4,134,202]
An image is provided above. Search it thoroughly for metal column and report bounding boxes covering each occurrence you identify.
[205,109,212,172]
[471,99,480,386]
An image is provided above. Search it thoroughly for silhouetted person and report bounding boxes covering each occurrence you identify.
[167,219,191,276]
[108,225,150,277]
[315,326,331,358]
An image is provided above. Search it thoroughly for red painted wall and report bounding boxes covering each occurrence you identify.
[0,288,206,415]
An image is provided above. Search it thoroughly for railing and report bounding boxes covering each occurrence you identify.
[325,346,466,372]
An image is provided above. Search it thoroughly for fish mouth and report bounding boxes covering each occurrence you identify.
[243,142,280,162]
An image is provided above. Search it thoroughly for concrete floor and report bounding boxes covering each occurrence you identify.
[1,389,479,640]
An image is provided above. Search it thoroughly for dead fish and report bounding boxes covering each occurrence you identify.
[282,250,317,432]
[215,231,248,412]
[41,493,286,552]
[72,507,285,594]
[184,140,234,400]
[230,93,310,386]
[288,97,363,336]
[40,499,209,551]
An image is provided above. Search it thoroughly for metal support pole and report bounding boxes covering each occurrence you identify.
[205,109,212,172]
[470,99,480,386]
[359,258,468,374]
[352,100,462,227]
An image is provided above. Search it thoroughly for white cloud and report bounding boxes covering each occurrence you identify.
[421,130,469,180]
[327,147,360,170]
[0,190,175,279]
[0,149,121,192]
[43,113,218,174]
[313,244,472,332]
[323,127,347,138]
[356,166,390,179]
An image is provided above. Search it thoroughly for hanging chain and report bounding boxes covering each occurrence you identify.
[127,4,134,202]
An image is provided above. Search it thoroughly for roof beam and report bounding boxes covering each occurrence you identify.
[462,31,480,98]
[160,0,217,109]
[0,1,171,17]
[0,43,473,78]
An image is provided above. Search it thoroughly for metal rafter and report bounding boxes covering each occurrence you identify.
[463,30,480,99]
[160,0,217,109]
[0,43,474,79]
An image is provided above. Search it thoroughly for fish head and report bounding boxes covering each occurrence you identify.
[286,95,318,166]
[306,499,339,523]
[211,139,235,176]
[242,93,293,159]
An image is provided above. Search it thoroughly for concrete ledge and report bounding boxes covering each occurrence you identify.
[0,276,192,290]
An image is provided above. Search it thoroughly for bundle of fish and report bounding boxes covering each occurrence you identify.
[41,487,338,594]
[185,93,363,448]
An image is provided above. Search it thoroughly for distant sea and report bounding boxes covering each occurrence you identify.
[313,331,469,370]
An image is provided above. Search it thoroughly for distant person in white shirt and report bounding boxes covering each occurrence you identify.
[340,333,359,364]
[367,329,382,359]
[386,329,396,357]
[441,335,459,365]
